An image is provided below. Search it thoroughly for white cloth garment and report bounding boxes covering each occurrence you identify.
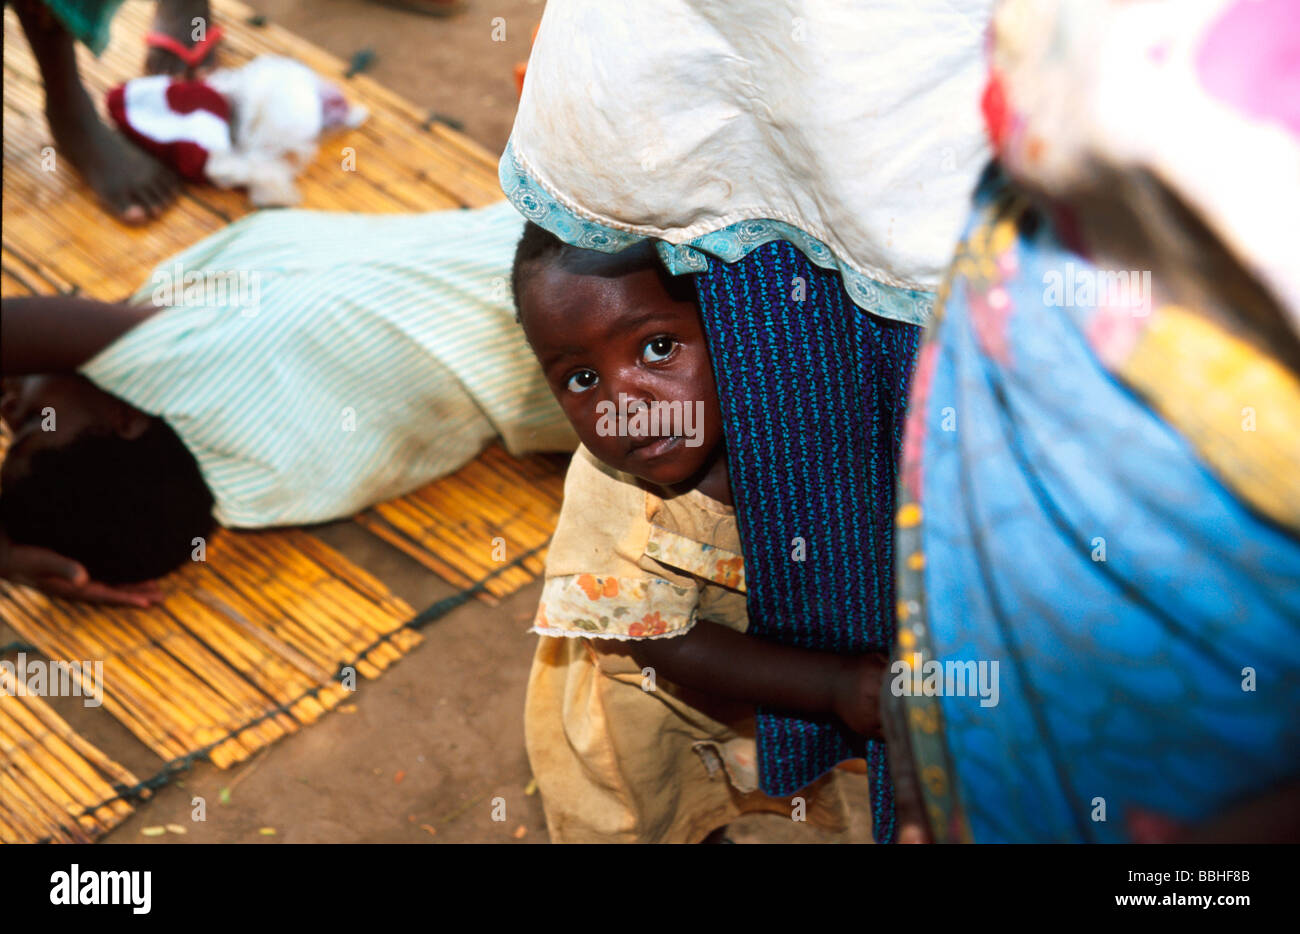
[506,0,996,315]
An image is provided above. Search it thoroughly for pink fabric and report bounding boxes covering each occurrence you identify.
[1197,0,1300,138]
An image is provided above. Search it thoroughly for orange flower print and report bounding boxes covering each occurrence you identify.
[714,556,744,590]
[628,611,668,638]
[576,574,619,601]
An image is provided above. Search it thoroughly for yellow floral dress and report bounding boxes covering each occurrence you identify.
[525,445,850,843]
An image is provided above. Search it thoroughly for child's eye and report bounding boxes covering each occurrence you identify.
[566,369,598,394]
[642,337,676,363]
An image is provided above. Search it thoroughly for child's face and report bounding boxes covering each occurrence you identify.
[520,246,724,488]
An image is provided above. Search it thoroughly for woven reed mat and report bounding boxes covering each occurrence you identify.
[0,678,140,843]
[354,445,564,603]
[1,0,566,842]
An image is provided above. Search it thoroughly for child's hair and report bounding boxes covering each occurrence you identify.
[510,220,697,322]
[511,220,568,321]
[0,419,215,584]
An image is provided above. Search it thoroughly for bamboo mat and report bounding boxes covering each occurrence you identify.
[0,679,140,843]
[3,529,420,770]
[3,0,567,601]
[1,0,567,843]
[355,445,564,603]
[0,526,421,843]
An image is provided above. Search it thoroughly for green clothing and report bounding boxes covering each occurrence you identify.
[80,200,576,527]
[43,0,126,55]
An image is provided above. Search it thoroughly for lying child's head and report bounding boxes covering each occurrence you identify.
[512,222,724,489]
[0,375,215,583]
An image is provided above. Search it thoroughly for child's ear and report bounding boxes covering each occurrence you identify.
[112,405,153,441]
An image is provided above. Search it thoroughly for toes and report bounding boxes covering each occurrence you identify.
[153,169,181,205]
[140,181,174,217]
[119,203,149,225]
[128,161,180,218]
[137,189,163,218]
[102,185,142,224]
[153,182,178,214]
[114,183,156,221]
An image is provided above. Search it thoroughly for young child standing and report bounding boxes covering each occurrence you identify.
[513,223,887,843]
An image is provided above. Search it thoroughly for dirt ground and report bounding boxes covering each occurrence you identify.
[3,517,873,845]
[1,0,876,844]
[245,0,546,155]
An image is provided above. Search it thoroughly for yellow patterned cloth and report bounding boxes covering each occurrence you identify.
[525,446,849,842]
[1098,303,1300,531]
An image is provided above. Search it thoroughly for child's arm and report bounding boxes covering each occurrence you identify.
[604,619,887,739]
[1,295,155,375]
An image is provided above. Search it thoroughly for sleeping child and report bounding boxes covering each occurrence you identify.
[512,221,887,842]
[0,201,576,603]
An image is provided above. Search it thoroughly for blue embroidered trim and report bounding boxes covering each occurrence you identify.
[499,139,936,326]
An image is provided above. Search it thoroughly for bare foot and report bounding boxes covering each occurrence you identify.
[145,0,217,77]
[15,0,179,224]
[48,97,179,225]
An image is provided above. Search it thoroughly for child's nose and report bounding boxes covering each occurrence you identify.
[604,367,658,407]
[604,387,656,417]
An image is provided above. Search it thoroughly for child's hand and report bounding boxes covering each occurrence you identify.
[0,531,164,607]
[831,653,888,740]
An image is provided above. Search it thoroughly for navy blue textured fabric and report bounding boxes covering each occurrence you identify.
[692,240,922,844]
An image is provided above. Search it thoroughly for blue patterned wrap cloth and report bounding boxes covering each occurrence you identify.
[694,240,922,844]
[895,167,1300,843]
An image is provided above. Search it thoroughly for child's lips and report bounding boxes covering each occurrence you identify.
[627,435,682,460]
